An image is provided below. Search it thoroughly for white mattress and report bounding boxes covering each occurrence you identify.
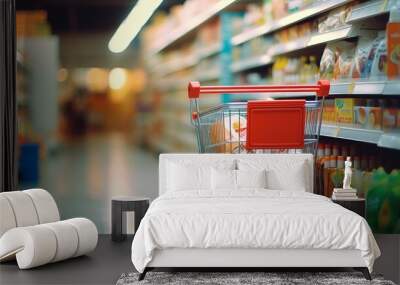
[131,190,380,273]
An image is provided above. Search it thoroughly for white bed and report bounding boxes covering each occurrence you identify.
[131,154,380,281]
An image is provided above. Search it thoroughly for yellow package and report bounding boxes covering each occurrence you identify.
[335,99,354,125]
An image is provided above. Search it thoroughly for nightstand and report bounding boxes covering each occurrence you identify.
[332,198,366,218]
[111,196,150,242]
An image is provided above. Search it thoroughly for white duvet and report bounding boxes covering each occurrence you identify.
[131,190,380,273]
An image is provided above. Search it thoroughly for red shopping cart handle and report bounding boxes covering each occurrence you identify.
[188,80,330,99]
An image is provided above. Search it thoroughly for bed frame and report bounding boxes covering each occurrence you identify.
[138,248,371,280]
[137,154,372,281]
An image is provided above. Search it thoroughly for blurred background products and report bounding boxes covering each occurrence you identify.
[13,0,400,235]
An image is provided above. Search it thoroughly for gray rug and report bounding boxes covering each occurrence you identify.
[116,271,396,285]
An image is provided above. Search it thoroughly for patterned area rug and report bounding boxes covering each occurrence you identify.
[116,271,395,285]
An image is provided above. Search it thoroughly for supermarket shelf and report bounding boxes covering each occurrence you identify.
[307,25,357,47]
[155,44,220,76]
[379,133,400,150]
[159,77,400,97]
[248,80,400,97]
[158,55,198,76]
[231,54,272,72]
[231,0,350,46]
[271,37,310,56]
[232,26,358,73]
[150,0,237,54]
[347,0,391,23]
[198,43,221,59]
[320,124,382,144]
[329,80,400,95]
[321,124,400,150]
[197,68,220,82]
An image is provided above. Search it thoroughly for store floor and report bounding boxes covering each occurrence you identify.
[26,133,159,234]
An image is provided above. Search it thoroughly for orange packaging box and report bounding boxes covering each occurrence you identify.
[354,106,382,130]
[387,22,400,79]
[383,107,397,130]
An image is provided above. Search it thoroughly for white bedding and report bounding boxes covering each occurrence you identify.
[131,190,380,273]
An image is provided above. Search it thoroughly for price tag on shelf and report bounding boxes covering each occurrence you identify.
[321,124,339,137]
[347,81,356,94]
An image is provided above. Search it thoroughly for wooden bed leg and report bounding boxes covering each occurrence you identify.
[354,267,371,280]
[138,268,148,281]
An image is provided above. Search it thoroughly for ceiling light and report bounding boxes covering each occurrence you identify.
[108,0,163,53]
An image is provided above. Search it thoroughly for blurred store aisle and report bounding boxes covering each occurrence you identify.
[37,133,158,234]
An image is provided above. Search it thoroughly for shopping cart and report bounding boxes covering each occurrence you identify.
[188,80,330,156]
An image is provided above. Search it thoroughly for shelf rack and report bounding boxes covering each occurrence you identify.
[143,0,399,152]
[149,0,237,54]
[231,0,351,46]
[231,25,358,73]
[321,124,400,150]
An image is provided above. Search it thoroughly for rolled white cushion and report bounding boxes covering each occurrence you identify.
[64,218,98,257]
[1,191,39,227]
[23,189,60,223]
[0,226,57,269]
[42,221,79,262]
[0,196,17,237]
[0,218,97,269]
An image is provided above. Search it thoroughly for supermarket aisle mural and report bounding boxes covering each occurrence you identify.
[138,0,400,234]
[366,169,400,234]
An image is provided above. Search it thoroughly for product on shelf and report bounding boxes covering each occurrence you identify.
[198,19,221,47]
[243,4,265,30]
[335,98,355,125]
[387,1,400,79]
[235,36,272,61]
[320,41,356,80]
[274,21,314,44]
[338,43,356,79]
[317,4,353,34]
[382,100,397,130]
[271,0,288,20]
[322,98,400,131]
[370,35,387,79]
[354,99,383,130]
[366,168,400,233]
[209,115,247,153]
[364,31,387,79]
[315,140,399,200]
[322,99,336,124]
[351,34,377,79]
[272,55,319,84]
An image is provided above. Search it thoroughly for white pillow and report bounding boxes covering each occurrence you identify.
[237,156,310,192]
[236,169,267,189]
[167,162,211,191]
[211,168,236,190]
[266,167,306,191]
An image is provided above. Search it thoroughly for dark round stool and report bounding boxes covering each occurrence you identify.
[111,196,150,242]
